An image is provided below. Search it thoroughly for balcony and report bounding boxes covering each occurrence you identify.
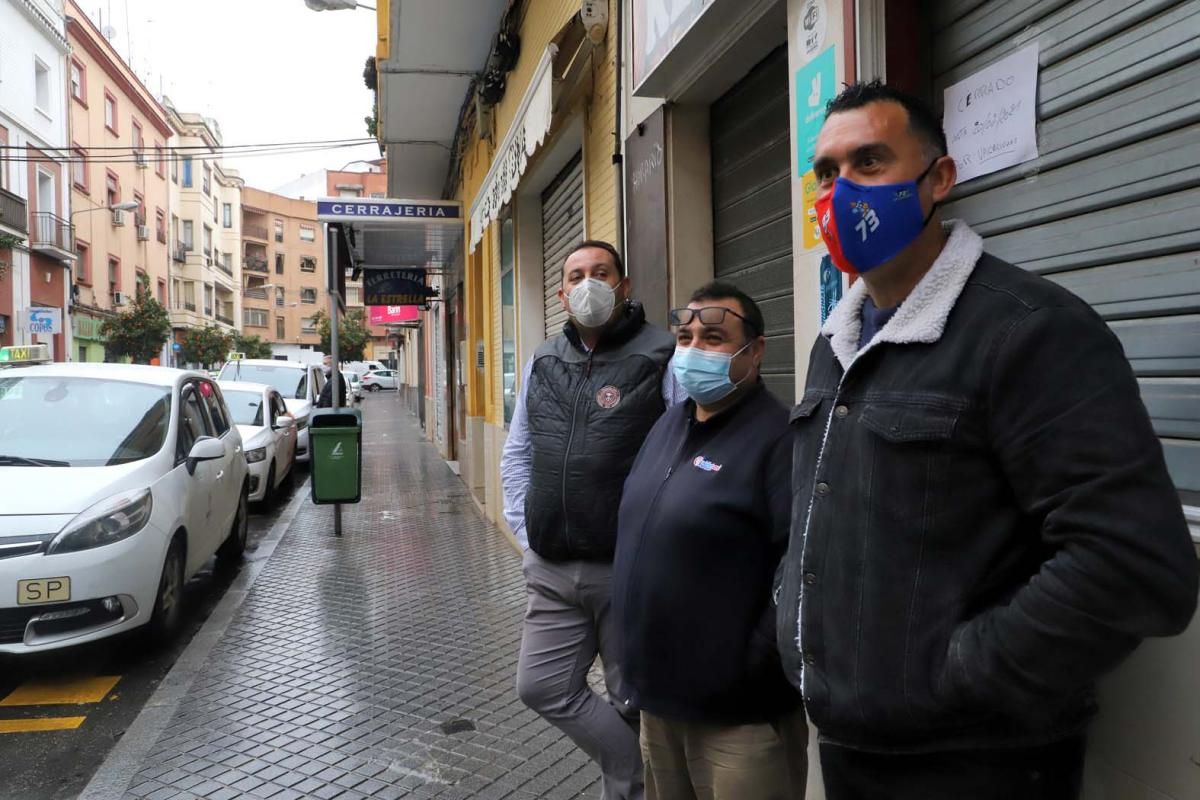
[243,256,269,274]
[216,258,233,277]
[0,188,28,235]
[216,313,234,326]
[243,286,268,300]
[172,243,187,263]
[184,301,197,311]
[244,223,269,242]
[30,212,74,262]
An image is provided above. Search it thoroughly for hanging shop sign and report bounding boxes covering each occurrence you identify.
[363,269,437,306]
[632,0,715,87]
[369,305,421,325]
[28,307,62,335]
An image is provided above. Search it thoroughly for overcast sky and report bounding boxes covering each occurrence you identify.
[79,0,382,190]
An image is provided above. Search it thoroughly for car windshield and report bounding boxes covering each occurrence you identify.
[223,390,265,426]
[0,376,171,466]
[219,364,306,400]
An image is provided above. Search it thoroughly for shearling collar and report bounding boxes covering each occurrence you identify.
[821,219,985,371]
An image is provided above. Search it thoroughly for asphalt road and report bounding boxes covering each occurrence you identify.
[0,468,308,800]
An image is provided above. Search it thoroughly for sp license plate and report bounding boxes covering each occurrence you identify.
[17,577,71,605]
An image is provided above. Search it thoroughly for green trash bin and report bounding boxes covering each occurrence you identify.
[309,408,363,504]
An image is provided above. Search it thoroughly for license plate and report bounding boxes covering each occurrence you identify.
[17,577,71,605]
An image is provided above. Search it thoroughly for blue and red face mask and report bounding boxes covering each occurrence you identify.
[814,161,939,276]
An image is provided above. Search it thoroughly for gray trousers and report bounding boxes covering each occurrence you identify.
[516,549,644,800]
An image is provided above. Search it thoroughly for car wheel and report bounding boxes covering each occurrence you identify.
[261,463,277,507]
[217,486,249,564]
[368,383,380,392]
[147,537,185,645]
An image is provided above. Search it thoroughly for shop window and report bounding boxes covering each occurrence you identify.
[500,212,517,425]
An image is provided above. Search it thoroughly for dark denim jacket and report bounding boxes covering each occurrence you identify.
[776,221,1198,753]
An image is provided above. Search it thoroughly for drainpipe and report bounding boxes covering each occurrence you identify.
[612,0,625,255]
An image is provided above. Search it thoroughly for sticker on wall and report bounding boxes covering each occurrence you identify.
[819,255,843,324]
[801,170,822,249]
[795,46,836,177]
[798,0,827,60]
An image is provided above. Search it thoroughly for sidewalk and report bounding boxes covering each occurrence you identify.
[87,397,600,800]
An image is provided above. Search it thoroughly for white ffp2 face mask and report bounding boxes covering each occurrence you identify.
[567,278,617,328]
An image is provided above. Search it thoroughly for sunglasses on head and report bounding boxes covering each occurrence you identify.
[669,306,761,336]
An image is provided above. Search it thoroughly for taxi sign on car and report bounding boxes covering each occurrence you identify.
[0,344,52,367]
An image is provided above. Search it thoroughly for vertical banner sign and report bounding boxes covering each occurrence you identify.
[943,44,1040,183]
[819,256,843,323]
[795,45,836,177]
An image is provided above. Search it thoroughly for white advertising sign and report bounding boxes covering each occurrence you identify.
[943,44,1040,183]
[28,307,62,335]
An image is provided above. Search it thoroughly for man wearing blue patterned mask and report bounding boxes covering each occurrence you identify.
[613,282,807,800]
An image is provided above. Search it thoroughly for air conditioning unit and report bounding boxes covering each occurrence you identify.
[113,291,128,306]
[137,225,150,241]
[112,209,126,226]
[134,151,147,168]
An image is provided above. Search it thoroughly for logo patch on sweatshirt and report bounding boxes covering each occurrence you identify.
[596,385,621,409]
[692,455,722,473]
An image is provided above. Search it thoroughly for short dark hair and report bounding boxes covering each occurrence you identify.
[565,239,625,278]
[689,281,765,339]
[825,80,948,158]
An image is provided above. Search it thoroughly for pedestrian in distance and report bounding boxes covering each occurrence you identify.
[317,354,347,409]
[501,239,684,800]
[613,281,808,800]
[775,80,1198,800]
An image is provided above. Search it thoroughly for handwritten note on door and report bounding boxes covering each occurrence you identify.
[943,44,1039,183]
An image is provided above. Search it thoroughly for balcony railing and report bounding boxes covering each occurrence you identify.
[172,243,187,263]
[216,259,233,276]
[184,301,196,311]
[216,313,234,326]
[30,212,74,258]
[0,188,28,234]
[244,287,268,300]
[243,257,269,273]
[244,224,269,241]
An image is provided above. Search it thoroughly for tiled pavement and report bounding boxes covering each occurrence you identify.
[118,398,600,799]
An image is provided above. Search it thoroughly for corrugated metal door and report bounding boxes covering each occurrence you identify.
[542,152,585,338]
[711,46,795,404]
[930,0,1200,506]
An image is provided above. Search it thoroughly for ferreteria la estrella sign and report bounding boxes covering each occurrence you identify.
[363,269,437,306]
[316,199,462,223]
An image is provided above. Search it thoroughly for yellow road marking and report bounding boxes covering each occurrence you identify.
[0,676,121,706]
[0,717,86,734]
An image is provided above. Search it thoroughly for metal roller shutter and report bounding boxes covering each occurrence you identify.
[930,0,1200,505]
[711,46,795,404]
[542,152,585,338]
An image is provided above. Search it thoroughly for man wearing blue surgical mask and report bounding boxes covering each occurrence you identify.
[777,81,1196,799]
[502,240,683,800]
[613,282,808,800]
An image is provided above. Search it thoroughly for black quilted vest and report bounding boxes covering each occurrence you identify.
[525,302,675,562]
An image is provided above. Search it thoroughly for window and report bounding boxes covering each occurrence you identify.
[181,156,193,187]
[171,151,178,183]
[106,171,119,207]
[133,191,145,225]
[136,269,148,298]
[370,192,386,198]
[70,59,85,104]
[154,143,165,177]
[223,203,232,228]
[156,209,167,243]
[500,212,517,424]
[201,383,230,435]
[275,287,284,307]
[157,279,166,305]
[300,256,316,273]
[275,253,284,274]
[172,279,181,309]
[183,281,196,311]
[299,225,315,242]
[72,146,88,191]
[204,285,214,316]
[176,388,211,462]
[276,317,285,338]
[223,252,232,272]
[212,192,218,223]
[132,120,144,154]
[300,288,317,305]
[182,220,194,251]
[202,225,212,256]
[339,189,361,198]
[274,219,284,242]
[301,317,317,334]
[346,286,362,305]
[75,241,90,285]
[104,92,117,134]
[108,256,121,301]
[34,58,51,113]
[244,308,268,328]
[202,164,211,195]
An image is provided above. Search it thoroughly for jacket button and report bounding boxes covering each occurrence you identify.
[804,572,816,586]
[815,482,831,497]
[804,653,816,666]
[835,404,849,418]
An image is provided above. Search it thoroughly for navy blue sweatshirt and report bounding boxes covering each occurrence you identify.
[613,381,800,724]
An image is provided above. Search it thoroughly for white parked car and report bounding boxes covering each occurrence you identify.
[217,359,325,462]
[218,381,297,504]
[345,372,363,402]
[0,364,249,653]
[361,369,399,392]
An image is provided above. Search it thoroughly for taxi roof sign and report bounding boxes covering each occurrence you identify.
[0,344,52,365]
[226,351,245,361]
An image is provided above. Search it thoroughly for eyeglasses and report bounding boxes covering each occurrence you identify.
[669,306,760,335]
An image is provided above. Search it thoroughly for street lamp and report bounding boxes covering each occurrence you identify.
[70,199,139,218]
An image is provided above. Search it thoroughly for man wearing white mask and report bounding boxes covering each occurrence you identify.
[502,240,682,800]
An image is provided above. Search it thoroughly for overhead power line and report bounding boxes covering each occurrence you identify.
[0,137,377,153]
[0,141,381,166]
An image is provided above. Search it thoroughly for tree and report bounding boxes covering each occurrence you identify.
[100,286,171,365]
[313,308,371,362]
[234,333,273,360]
[181,325,233,369]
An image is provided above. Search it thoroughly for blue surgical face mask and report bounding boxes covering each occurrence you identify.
[672,342,752,405]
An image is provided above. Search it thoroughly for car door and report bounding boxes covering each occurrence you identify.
[175,383,219,571]
[199,380,242,538]
[381,370,397,389]
[270,391,295,477]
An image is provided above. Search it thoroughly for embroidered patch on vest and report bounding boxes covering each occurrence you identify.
[692,456,722,473]
[596,385,622,409]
